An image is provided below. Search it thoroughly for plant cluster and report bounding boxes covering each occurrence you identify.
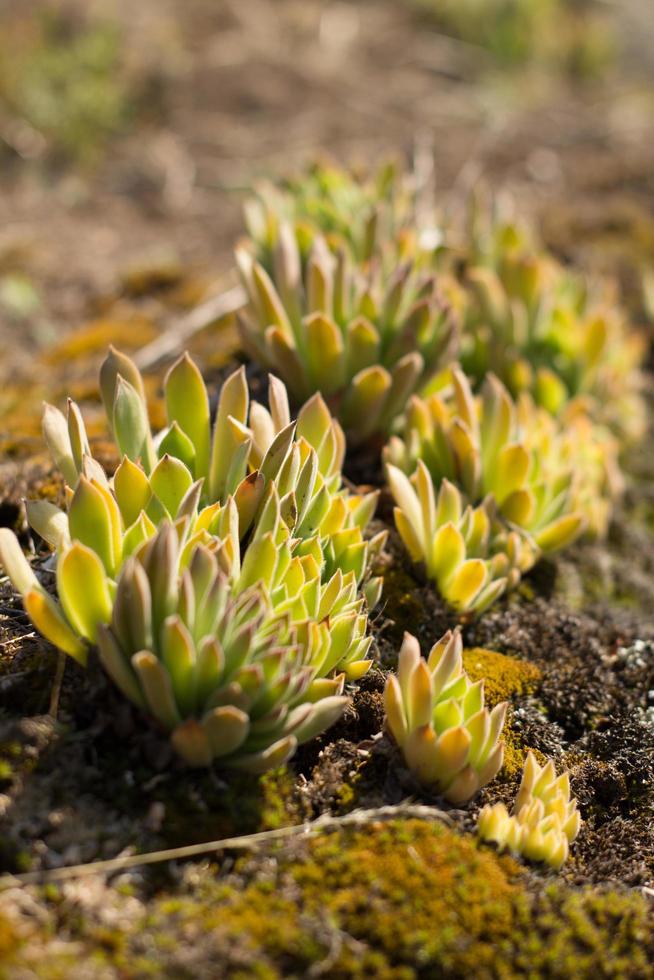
[385,462,537,612]
[236,162,640,613]
[0,348,385,769]
[477,751,581,869]
[237,222,456,443]
[442,214,645,443]
[0,157,641,881]
[384,629,507,802]
[383,363,623,608]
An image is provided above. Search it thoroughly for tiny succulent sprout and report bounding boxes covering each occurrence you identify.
[236,221,457,443]
[384,629,507,803]
[477,751,581,871]
[96,525,348,771]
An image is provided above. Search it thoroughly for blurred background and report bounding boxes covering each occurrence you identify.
[0,0,652,456]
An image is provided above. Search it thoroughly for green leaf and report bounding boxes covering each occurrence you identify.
[68,476,117,576]
[99,347,146,425]
[237,533,277,592]
[150,455,194,518]
[0,528,39,595]
[42,403,78,487]
[304,313,344,394]
[113,375,155,473]
[160,615,196,716]
[67,400,90,473]
[346,316,380,378]
[164,353,211,479]
[158,422,197,473]
[341,365,391,438]
[132,651,181,730]
[208,366,249,502]
[430,522,465,588]
[57,543,113,643]
[24,500,69,552]
[534,513,585,553]
[202,706,250,758]
[291,696,348,743]
[24,589,87,664]
[225,735,297,773]
[97,626,146,710]
[444,559,488,611]
[170,720,213,767]
[113,456,152,528]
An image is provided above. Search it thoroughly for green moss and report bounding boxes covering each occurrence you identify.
[458,649,544,781]
[462,647,541,707]
[0,911,24,964]
[4,820,653,977]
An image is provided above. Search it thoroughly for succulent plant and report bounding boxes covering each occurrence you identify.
[442,213,645,443]
[94,524,349,770]
[385,365,606,548]
[385,462,536,612]
[0,350,384,684]
[384,629,507,803]
[477,750,581,870]
[202,489,379,682]
[236,223,457,443]
[244,158,419,267]
[33,347,383,572]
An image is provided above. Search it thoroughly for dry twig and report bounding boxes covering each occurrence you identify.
[0,804,453,890]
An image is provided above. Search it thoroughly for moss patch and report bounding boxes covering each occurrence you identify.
[463,647,542,706]
[4,820,653,978]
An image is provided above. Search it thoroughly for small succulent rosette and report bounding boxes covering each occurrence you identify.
[384,629,507,803]
[477,751,581,870]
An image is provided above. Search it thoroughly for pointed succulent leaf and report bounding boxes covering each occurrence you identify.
[164,352,211,479]
[0,529,40,595]
[42,402,78,487]
[57,543,112,643]
[24,589,87,663]
[150,455,194,518]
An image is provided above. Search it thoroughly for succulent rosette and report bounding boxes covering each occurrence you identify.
[384,629,507,803]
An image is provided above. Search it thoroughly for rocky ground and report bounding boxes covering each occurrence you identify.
[0,1,653,976]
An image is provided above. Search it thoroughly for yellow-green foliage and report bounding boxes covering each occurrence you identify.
[1,816,653,977]
[462,647,541,706]
[440,213,645,444]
